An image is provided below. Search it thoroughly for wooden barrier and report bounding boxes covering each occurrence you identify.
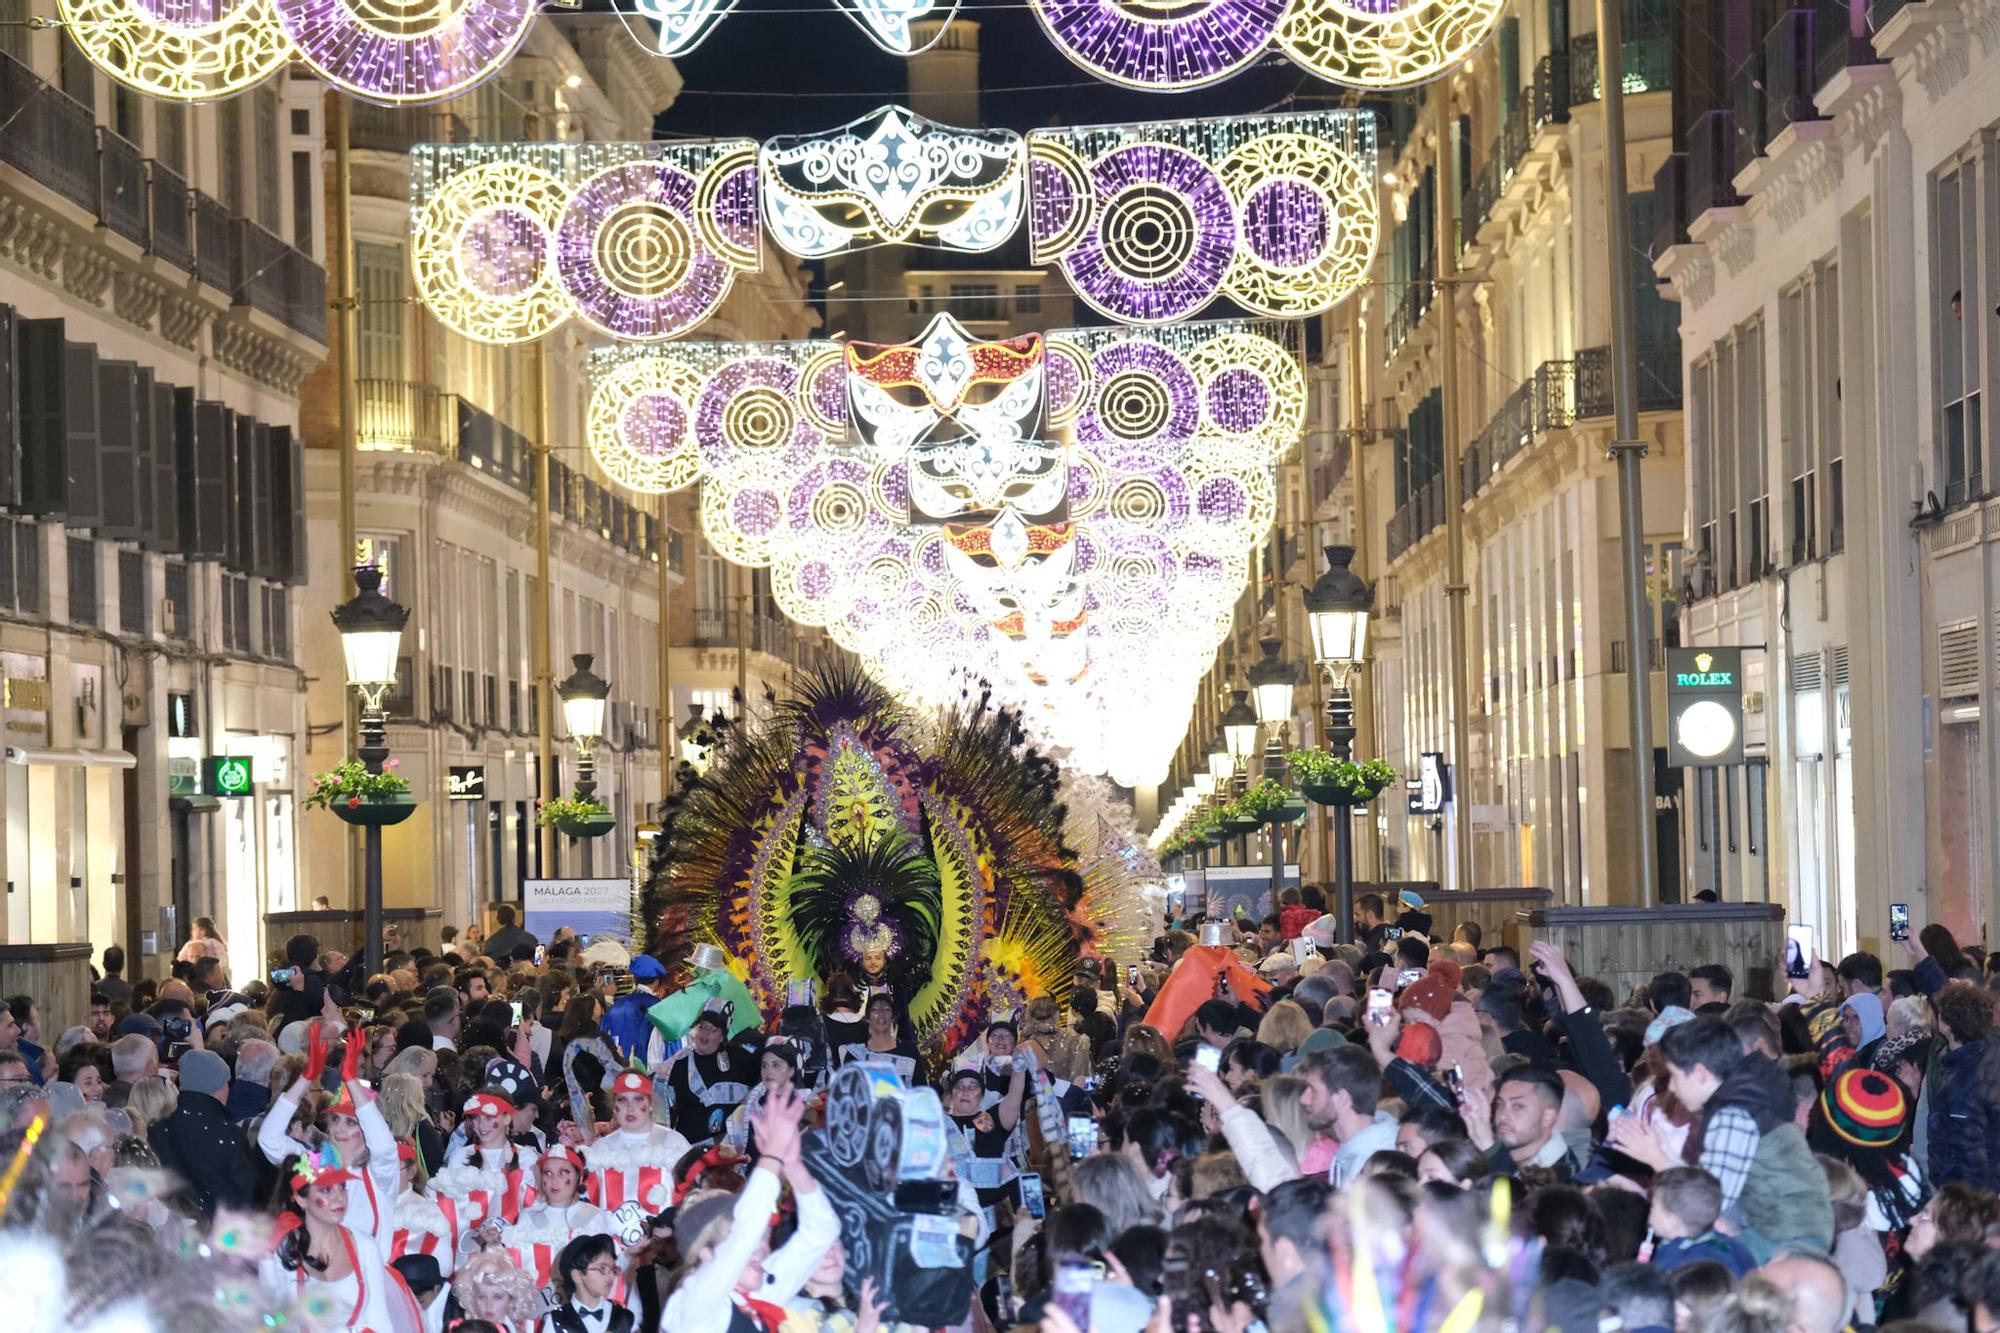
[1517,903,1788,1003]
[1415,887,1553,953]
[0,942,94,1040]
[261,908,446,967]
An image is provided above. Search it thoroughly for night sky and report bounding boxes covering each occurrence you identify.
[652,0,1338,139]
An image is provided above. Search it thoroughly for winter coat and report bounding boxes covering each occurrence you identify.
[1928,1034,2000,1192]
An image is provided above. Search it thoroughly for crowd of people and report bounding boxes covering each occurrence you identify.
[6,886,2000,1333]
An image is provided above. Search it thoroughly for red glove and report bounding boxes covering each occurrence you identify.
[304,1023,329,1086]
[340,1030,365,1087]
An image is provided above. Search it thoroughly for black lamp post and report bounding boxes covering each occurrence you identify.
[331,563,409,975]
[1244,636,1301,915]
[557,653,611,871]
[1301,545,1373,946]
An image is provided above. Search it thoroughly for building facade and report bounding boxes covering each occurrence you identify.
[296,17,820,931]
[0,3,326,974]
[1658,0,2000,958]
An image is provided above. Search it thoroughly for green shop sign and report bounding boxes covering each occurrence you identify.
[206,755,254,797]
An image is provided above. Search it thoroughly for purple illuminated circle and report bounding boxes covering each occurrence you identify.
[1195,473,1251,524]
[1044,346,1083,419]
[620,392,689,461]
[1064,145,1235,323]
[559,162,734,340]
[458,206,546,298]
[1241,177,1331,269]
[273,0,538,103]
[1029,0,1287,90]
[1029,157,1082,251]
[731,487,783,538]
[1080,342,1198,445]
[137,0,228,23]
[1206,368,1272,433]
[695,358,822,479]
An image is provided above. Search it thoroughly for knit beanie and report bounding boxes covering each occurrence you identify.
[1819,1068,1907,1149]
[1398,960,1460,1023]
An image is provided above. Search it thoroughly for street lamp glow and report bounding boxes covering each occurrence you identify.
[331,564,408,704]
[1245,636,1300,727]
[1221,688,1261,762]
[1207,748,1235,783]
[558,653,611,751]
[1303,544,1373,680]
[1192,771,1216,796]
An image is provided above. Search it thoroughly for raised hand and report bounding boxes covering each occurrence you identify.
[303,1023,329,1086]
[856,1277,887,1333]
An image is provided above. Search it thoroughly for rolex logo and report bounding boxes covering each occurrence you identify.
[1694,652,1713,674]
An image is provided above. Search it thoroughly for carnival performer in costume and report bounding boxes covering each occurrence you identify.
[834,993,924,1085]
[658,1006,752,1146]
[724,1036,813,1156]
[599,956,673,1066]
[260,1146,407,1333]
[657,1088,839,1333]
[257,1030,400,1254]
[389,1142,460,1275]
[498,1146,608,1289]
[544,1234,634,1333]
[584,1069,693,1214]
[943,1057,1027,1208]
[432,1091,538,1230]
[448,1251,542,1333]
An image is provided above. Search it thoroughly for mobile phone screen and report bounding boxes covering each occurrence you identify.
[1890,903,1910,942]
[1127,964,1139,986]
[1066,1115,1098,1160]
[1193,1044,1222,1074]
[1785,925,1815,979]
[1381,926,1403,942]
[1018,1171,1046,1219]
[510,1002,524,1024]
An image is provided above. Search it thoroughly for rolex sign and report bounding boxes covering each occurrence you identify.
[1666,647,1745,767]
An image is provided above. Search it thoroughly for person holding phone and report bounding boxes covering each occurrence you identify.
[943,1055,1027,1207]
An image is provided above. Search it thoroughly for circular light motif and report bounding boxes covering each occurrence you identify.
[1219,132,1378,317]
[1186,330,1308,462]
[694,357,825,482]
[411,161,569,346]
[1080,341,1199,446]
[701,476,787,566]
[586,357,706,494]
[59,0,291,100]
[1675,700,1738,760]
[1277,0,1507,90]
[274,0,540,104]
[559,161,738,340]
[1063,144,1236,324]
[1028,0,1288,91]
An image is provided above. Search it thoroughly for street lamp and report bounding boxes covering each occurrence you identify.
[1301,545,1373,945]
[331,563,408,975]
[1221,688,1260,785]
[557,653,611,802]
[1245,636,1301,777]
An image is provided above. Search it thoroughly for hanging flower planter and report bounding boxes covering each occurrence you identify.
[538,796,616,840]
[307,760,418,827]
[1261,797,1310,825]
[330,792,421,827]
[1289,750,1397,808]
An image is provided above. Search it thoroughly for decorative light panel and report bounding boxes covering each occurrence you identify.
[1028,109,1378,323]
[409,141,760,345]
[1028,0,1505,91]
[60,0,567,102]
[581,320,1300,785]
[760,106,1027,259]
[620,0,959,55]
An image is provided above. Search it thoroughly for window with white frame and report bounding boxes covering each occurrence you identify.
[1778,263,1840,566]
[1933,133,1998,509]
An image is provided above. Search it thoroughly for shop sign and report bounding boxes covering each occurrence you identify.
[206,755,254,797]
[1667,647,1745,766]
[447,765,486,800]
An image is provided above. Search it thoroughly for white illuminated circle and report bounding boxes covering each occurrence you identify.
[1675,700,1737,760]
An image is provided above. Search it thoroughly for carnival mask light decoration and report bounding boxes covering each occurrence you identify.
[761,106,1028,258]
[624,0,960,55]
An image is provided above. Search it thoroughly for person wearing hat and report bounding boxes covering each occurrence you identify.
[1809,1066,1928,1233]
[391,1252,452,1333]
[943,1053,1027,1207]
[148,1046,255,1218]
[497,1144,609,1288]
[255,1025,402,1251]
[544,1232,634,1333]
[584,1069,693,1214]
[433,1090,539,1230]
[660,1003,755,1145]
[260,1144,403,1333]
[601,954,674,1065]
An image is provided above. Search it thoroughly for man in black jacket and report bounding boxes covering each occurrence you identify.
[268,934,329,1030]
[481,904,538,964]
[151,1049,255,1218]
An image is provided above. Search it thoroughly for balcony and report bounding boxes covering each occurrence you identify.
[1732,58,1768,176]
[96,127,148,248]
[349,103,470,156]
[1574,343,1684,418]
[196,192,236,291]
[0,52,97,213]
[1463,361,1575,498]
[148,161,194,271]
[1651,153,1689,254]
[1386,276,1435,358]
[358,380,451,453]
[234,217,327,341]
[1387,475,1446,562]
[1567,21,1676,105]
[1687,110,1745,221]
[1764,9,1825,142]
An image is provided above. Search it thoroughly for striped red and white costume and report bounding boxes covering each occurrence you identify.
[582,1126,691,1215]
[390,1188,460,1276]
[500,1199,611,1289]
[430,1150,537,1231]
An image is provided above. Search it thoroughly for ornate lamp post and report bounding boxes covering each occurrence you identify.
[556,653,614,861]
[1301,545,1373,945]
[1245,636,1301,909]
[679,702,716,776]
[331,564,409,975]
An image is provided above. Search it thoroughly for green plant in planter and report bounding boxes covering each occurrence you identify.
[536,795,612,829]
[304,759,411,812]
[1237,777,1290,816]
[1288,750,1397,806]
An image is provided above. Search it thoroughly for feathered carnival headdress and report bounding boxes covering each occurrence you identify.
[640,661,1091,1062]
[290,1144,354,1194]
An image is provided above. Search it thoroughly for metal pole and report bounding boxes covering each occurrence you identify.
[657,496,674,802]
[532,343,555,881]
[1435,78,1476,892]
[1329,680,1356,944]
[1347,304,1379,880]
[329,95,361,908]
[734,564,749,711]
[357,702,388,974]
[1596,0,1661,904]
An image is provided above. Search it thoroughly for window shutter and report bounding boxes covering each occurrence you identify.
[96,360,144,539]
[63,341,102,529]
[228,412,256,573]
[192,400,231,559]
[132,367,158,547]
[150,380,178,550]
[0,305,16,510]
[253,422,279,579]
[270,425,305,583]
[17,320,68,516]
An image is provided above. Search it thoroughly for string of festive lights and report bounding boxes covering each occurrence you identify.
[407,107,1376,343]
[580,317,1299,784]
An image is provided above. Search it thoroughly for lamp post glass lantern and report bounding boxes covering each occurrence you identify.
[1222,688,1261,778]
[330,561,409,975]
[557,653,612,802]
[1300,545,1373,943]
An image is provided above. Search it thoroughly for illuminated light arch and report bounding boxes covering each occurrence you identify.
[273,0,554,104]
[626,0,960,56]
[1185,329,1308,462]
[1218,131,1378,318]
[409,158,570,346]
[585,355,707,494]
[58,0,291,101]
[1026,0,1288,92]
[1276,0,1507,89]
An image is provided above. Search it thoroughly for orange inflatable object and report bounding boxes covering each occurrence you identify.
[1141,945,1271,1041]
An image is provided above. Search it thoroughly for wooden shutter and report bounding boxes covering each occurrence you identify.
[97,360,144,539]
[150,380,179,550]
[63,341,102,529]
[272,425,306,584]
[0,305,16,510]
[17,319,67,516]
[131,367,158,546]
[228,412,256,573]
[251,421,278,579]
[191,400,230,559]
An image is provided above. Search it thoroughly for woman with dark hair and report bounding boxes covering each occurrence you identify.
[834,993,923,1084]
[1414,1135,1489,1188]
[1121,1107,1185,1206]
[544,993,604,1108]
[57,1045,111,1103]
[259,1147,403,1332]
[1529,1185,1607,1267]
[1921,924,1969,979]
